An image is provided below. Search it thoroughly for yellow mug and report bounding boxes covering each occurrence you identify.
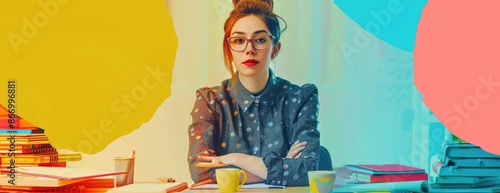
[308,170,336,193]
[216,168,247,193]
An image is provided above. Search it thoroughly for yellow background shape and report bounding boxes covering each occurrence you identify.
[0,0,177,154]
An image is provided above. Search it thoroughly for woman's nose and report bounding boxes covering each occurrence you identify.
[245,42,256,55]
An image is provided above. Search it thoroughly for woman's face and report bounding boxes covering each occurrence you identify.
[229,15,276,79]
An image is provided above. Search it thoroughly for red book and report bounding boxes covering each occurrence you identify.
[345,164,425,175]
[0,104,38,129]
[365,173,428,183]
[337,166,428,183]
[0,147,58,154]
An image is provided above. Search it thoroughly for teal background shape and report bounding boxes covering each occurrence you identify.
[334,0,427,51]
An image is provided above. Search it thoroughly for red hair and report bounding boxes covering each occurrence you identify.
[223,0,286,85]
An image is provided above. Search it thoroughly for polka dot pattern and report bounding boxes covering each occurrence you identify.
[187,70,320,186]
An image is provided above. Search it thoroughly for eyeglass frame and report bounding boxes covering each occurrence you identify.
[227,35,276,52]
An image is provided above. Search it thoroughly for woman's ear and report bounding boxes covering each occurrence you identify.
[272,42,282,59]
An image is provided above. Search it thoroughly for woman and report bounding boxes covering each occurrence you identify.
[187,0,320,186]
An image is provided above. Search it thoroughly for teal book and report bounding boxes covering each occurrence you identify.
[432,176,500,184]
[429,185,500,193]
[431,177,500,188]
[438,154,500,167]
[442,141,500,158]
[433,164,500,177]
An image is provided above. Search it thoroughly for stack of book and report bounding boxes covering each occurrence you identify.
[0,167,120,192]
[333,164,429,192]
[0,105,119,192]
[335,164,428,185]
[0,105,82,169]
[429,140,500,192]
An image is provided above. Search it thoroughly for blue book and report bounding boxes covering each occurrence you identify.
[431,177,500,188]
[442,141,500,158]
[432,176,500,184]
[433,165,500,177]
[438,154,500,168]
[429,185,500,193]
[0,128,44,134]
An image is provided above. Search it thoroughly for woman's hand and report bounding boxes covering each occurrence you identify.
[209,153,238,166]
[211,153,267,181]
[197,149,217,162]
[286,140,307,159]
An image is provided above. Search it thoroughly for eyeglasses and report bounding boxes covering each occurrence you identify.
[227,35,275,52]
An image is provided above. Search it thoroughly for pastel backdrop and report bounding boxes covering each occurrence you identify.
[77,0,444,183]
[0,0,482,184]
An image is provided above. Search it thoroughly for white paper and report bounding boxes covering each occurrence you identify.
[107,182,188,193]
[11,166,124,180]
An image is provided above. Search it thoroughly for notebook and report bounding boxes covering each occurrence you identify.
[106,182,188,193]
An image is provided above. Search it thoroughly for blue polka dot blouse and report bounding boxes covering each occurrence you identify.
[188,70,320,186]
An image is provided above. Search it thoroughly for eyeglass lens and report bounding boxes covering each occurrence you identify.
[229,36,272,51]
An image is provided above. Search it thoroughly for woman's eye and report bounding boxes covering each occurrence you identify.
[255,38,267,44]
[232,38,245,44]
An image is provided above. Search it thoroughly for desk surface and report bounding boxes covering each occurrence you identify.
[182,187,309,192]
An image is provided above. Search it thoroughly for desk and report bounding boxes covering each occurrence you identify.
[182,187,309,192]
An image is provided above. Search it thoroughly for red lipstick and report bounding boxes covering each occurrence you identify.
[243,59,259,67]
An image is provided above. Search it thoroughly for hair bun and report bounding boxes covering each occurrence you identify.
[232,0,274,11]
[261,0,273,10]
[232,0,240,7]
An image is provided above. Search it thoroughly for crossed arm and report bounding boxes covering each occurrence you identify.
[208,141,308,183]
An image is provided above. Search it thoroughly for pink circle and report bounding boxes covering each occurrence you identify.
[415,1,500,154]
